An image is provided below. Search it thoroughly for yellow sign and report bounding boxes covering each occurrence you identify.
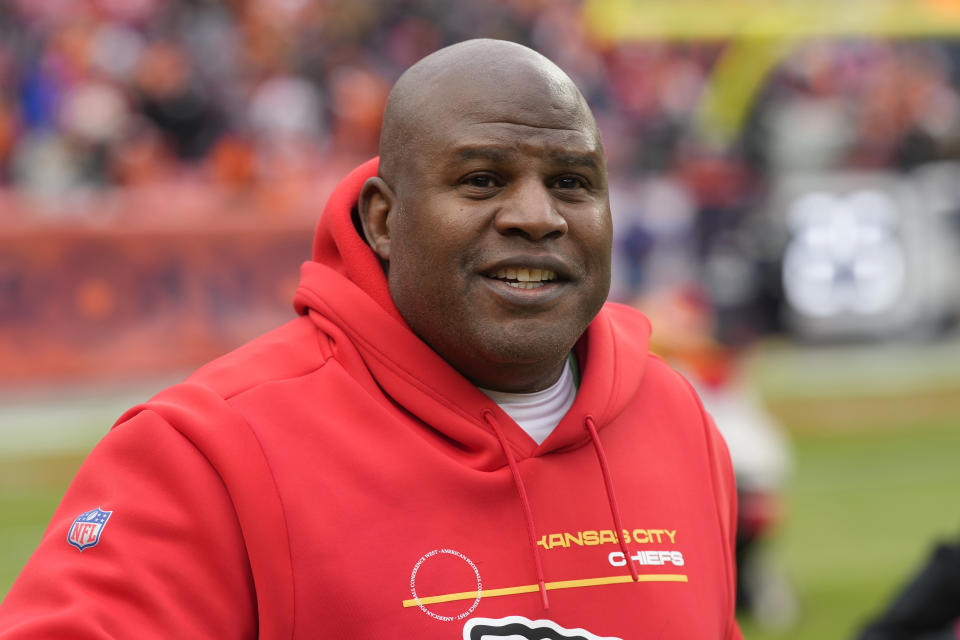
[582,0,960,141]
[584,0,960,42]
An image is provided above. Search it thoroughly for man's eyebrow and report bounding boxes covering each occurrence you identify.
[454,147,513,162]
[549,152,600,170]
[450,147,601,170]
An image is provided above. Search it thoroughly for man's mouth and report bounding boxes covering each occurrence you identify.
[486,267,559,290]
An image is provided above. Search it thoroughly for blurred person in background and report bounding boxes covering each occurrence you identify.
[857,533,960,640]
[0,39,742,639]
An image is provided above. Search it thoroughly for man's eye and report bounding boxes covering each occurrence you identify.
[553,176,586,189]
[465,174,498,188]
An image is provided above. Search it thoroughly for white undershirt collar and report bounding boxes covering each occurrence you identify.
[479,356,577,445]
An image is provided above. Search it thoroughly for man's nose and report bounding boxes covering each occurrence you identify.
[493,179,568,241]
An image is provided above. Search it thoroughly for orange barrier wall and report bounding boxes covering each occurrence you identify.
[0,220,315,383]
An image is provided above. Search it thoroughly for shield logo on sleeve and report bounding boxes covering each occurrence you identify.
[67,507,113,551]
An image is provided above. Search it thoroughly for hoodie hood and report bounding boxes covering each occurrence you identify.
[293,158,652,467]
[307,157,403,323]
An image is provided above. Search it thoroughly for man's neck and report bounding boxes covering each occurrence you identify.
[466,356,569,393]
[478,354,579,444]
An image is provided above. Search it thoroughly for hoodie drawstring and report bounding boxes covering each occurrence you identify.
[584,415,640,583]
[482,411,639,610]
[483,410,550,610]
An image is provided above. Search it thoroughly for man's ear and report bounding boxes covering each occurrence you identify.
[358,177,396,261]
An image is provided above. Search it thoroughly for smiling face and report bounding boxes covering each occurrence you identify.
[360,41,612,392]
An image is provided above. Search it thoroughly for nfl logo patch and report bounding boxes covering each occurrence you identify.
[67,507,113,552]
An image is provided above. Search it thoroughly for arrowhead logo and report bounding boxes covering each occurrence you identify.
[463,615,621,639]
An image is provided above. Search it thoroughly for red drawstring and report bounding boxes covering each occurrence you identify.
[584,415,639,582]
[483,410,550,610]
[482,411,637,606]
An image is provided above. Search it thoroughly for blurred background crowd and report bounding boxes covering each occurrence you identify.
[2,1,960,638]
[2,0,960,352]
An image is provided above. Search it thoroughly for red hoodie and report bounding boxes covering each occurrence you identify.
[0,159,742,640]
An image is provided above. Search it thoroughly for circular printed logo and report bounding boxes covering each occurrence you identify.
[409,548,483,622]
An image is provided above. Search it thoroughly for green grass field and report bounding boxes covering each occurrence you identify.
[1,339,959,638]
[739,417,960,639]
[0,453,87,596]
[737,338,960,638]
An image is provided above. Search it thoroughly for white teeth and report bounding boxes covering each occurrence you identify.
[489,268,558,283]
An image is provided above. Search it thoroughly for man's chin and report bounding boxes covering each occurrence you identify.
[473,330,575,370]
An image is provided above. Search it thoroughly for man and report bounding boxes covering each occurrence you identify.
[0,40,741,639]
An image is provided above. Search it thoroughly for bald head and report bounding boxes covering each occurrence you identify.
[378,39,601,186]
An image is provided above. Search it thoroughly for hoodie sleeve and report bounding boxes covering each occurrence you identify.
[0,409,257,639]
[674,368,742,637]
[704,411,744,640]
